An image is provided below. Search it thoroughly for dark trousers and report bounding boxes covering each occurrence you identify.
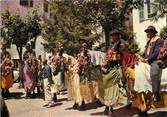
[150,61,162,93]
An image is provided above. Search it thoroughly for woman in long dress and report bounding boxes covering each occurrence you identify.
[23,52,36,98]
[0,52,13,97]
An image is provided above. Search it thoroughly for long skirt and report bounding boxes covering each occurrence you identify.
[67,66,99,104]
[23,66,36,92]
[68,71,83,104]
[132,62,167,111]
[0,72,13,90]
[51,72,66,94]
[80,67,102,103]
[100,67,127,106]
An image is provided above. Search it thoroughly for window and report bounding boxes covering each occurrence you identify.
[20,0,33,7]
[139,0,145,22]
[44,2,48,13]
[139,0,157,22]
[146,0,157,18]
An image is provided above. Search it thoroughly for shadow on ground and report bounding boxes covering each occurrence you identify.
[65,101,104,111]
[91,106,138,117]
[4,92,45,100]
[149,111,167,117]
[57,97,68,102]
[4,92,24,100]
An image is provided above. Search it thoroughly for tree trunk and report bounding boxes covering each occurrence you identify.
[16,46,23,88]
[104,27,110,50]
[34,36,37,50]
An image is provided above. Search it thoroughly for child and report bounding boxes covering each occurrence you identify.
[42,60,55,107]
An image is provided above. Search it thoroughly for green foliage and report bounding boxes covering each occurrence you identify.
[1,10,41,60]
[42,1,100,54]
[42,0,142,54]
[160,26,167,39]
[71,0,142,46]
[1,10,28,48]
[26,10,42,39]
[122,29,140,53]
[151,0,167,21]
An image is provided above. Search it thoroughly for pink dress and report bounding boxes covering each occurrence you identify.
[23,61,36,92]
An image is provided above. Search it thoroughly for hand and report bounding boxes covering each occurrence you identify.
[157,60,163,64]
[139,58,147,63]
[139,58,144,62]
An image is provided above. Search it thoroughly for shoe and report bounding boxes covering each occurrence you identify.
[53,93,57,102]
[47,102,55,108]
[43,103,50,107]
[154,92,160,102]
[78,101,85,111]
[78,105,85,111]
[73,103,79,109]
[96,99,103,107]
[108,107,114,117]
[126,103,132,109]
[103,106,109,115]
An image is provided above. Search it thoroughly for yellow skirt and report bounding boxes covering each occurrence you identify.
[132,91,167,111]
[0,73,13,89]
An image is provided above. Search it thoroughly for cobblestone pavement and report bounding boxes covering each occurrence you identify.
[4,83,167,117]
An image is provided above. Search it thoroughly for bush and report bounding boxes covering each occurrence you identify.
[160,26,167,39]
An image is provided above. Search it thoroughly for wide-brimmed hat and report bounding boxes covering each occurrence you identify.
[109,29,121,35]
[144,25,158,34]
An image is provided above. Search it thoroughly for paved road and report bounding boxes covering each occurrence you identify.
[5,83,167,117]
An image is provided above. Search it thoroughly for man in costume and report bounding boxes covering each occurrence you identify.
[142,26,163,102]
[102,29,127,115]
[52,45,68,94]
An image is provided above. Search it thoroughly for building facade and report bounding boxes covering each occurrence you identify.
[133,0,166,51]
[0,0,50,60]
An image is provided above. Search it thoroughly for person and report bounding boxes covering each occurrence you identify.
[0,46,13,98]
[1,46,10,60]
[37,55,42,69]
[42,60,55,108]
[37,55,44,93]
[47,56,52,66]
[22,43,37,97]
[142,25,163,102]
[21,43,36,88]
[101,29,127,115]
[73,41,96,110]
[52,45,68,92]
[23,52,36,98]
[23,43,36,61]
[157,37,167,68]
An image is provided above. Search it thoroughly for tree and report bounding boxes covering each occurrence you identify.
[160,26,167,39]
[1,10,41,87]
[151,0,167,21]
[1,10,28,60]
[42,0,142,54]
[42,1,100,54]
[1,10,41,60]
[26,10,42,49]
[73,0,142,48]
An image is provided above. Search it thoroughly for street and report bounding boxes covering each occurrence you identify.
[4,83,167,117]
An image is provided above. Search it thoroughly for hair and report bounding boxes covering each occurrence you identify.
[48,56,52,59]
[43,59,47,65]
[38,55,42,60]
